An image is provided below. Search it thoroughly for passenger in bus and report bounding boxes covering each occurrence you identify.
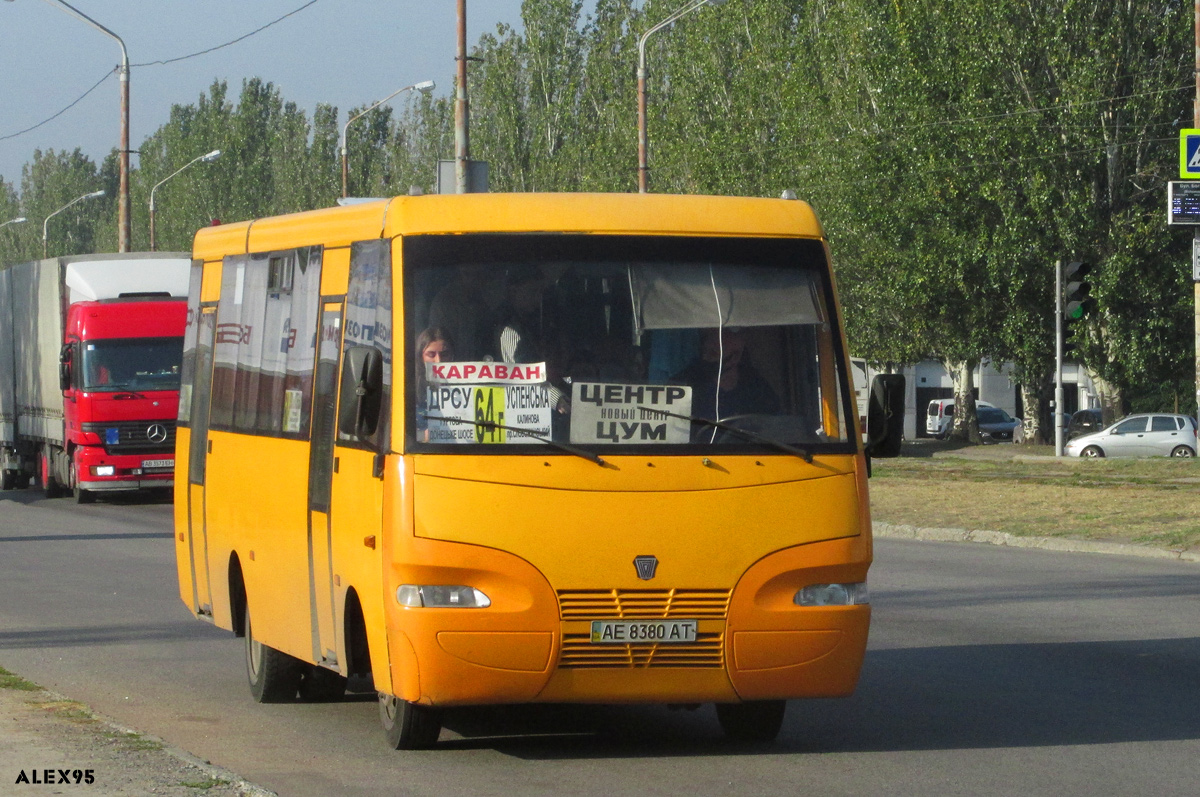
[494,267,568,416]
[672,327,779,423]
[494,266,552,365]
[414,327,455,442]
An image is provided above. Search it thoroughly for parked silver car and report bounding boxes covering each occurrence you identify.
[1064,413,1198,458]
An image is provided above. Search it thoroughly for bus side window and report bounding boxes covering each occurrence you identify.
[341,240,392,449]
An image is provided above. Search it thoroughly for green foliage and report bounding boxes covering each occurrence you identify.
[3,0,1195,414]
[20,148,107,258]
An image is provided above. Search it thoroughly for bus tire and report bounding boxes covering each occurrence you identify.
[0,470,13,491]
[715,700,786,743]
[298,665,347,702]
[245,607,303,703]
[75,487,95,504]
[379,693,441,749]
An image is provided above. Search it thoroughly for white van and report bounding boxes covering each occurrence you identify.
[926,398,994,438]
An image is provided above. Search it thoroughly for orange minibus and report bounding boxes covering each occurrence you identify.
[174,192,904,748]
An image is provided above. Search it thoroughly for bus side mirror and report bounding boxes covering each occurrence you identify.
[59,344,73,391]
[865,374,905,458]
[338,346,383,439]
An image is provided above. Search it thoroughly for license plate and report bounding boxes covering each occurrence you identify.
[142,458,173,468]
[590,619,698,644]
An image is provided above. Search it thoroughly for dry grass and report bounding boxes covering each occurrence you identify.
[869,446,1200,551]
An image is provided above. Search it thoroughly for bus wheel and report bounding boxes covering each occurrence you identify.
[715,700,786,743]
[0,470,13,491]
[298,665,347,702]
[245,607,303,702]
[378,693,441,749]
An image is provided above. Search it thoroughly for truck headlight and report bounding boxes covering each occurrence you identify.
[396,585,491,608]
[794,582,869,606]
[93,465,115,476]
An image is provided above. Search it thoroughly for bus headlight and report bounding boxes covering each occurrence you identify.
[794,582,868,607]
[93,465,115,476]
[396,585,491,608]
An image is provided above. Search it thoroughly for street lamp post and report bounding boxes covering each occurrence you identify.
[637,0,728,194]
[341,81,435,198]
[1,217,27,261]
[42,190,104,258]
[149,150,221,252]
[10,0,132,251]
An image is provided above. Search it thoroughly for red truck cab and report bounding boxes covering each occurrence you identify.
[61,296,186,501]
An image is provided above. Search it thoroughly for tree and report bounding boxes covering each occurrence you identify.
[21,148,106,258]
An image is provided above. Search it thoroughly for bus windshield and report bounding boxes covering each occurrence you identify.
[82,336,184,392]
[404,234,852,454]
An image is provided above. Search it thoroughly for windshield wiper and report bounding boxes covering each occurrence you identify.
[638,406,813,463]
[419,414,608,467]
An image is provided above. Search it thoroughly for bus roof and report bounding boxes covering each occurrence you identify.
[192,193,825,261]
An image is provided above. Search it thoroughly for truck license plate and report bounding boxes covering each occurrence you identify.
[142,458,173,468]
[590,619,698,644]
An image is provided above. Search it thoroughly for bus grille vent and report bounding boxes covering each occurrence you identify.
[556,588,731,620]
[558,632,725,669]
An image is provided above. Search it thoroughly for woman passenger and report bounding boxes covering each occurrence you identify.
[414,327,454,442]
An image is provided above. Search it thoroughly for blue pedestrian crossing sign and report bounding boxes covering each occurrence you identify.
[1181,130,1200,178]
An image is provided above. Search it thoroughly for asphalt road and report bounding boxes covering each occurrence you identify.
[1,489,1199,796]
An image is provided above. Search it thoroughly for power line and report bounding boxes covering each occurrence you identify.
[0,69,112,143]
[1,0,322,145]
[131,0,322,67]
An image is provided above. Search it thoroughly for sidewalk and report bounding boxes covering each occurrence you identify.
[0,674,272,796]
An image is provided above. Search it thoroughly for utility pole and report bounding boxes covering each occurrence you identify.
[1055,259,1065,457]
[1194,0,1200,429]
[455,0,469,194]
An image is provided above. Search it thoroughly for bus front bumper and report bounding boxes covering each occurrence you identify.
[386,536,871,707]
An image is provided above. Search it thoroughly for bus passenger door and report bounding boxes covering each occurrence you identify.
[186,306,217,619]
[307,302,343,667]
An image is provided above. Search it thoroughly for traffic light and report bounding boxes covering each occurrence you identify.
[1062,261,1093,321]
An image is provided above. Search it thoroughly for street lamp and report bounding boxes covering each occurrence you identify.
[6,0,132,251]
[1,217,27,261]
[637,0,728,193]
[42,190,104,257]
[341,80,435,198]
[149,150,221,252]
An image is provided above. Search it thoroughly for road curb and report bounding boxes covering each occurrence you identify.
[3,682,277,797]
[873,521,1200,563]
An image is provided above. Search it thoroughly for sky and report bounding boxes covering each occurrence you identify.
[0,0,541,188]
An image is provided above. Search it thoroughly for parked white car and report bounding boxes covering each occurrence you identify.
[1064,413,1198,458]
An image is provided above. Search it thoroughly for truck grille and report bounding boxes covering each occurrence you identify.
[82,420,176,453]
[557,588,731,619]
[556,589,730,669]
